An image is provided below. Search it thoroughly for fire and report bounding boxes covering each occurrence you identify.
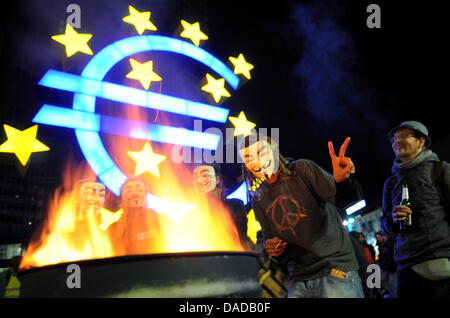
[20,163,117,269]
[20,159,246,270]
[20,85,247,270]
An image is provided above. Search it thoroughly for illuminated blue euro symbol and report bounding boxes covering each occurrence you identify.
[37,70,231,124]
[32,35,240,195]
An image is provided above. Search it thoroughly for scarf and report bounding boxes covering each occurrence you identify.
[392,149,433,173]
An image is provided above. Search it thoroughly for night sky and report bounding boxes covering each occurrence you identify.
[1,0,449,214]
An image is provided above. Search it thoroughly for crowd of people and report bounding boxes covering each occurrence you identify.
[241,120,449,298]
[1,120,449,298]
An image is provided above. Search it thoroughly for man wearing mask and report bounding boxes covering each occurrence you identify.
[238,134,364,298]
[114,178,160,255]
[73,180,106,251]
[381,120,450,298]
[193,163,250,248]
[77,180,106,222]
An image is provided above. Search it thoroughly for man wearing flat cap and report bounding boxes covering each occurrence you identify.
[380,120,450,298]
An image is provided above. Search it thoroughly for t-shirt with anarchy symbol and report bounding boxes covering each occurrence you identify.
[251,159,362,282]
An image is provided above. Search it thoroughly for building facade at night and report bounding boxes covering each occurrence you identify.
[0,3,58,261]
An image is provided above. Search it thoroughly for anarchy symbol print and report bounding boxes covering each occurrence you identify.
[270,194,307,235]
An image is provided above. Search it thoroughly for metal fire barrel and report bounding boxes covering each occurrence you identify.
[18,251,262,298]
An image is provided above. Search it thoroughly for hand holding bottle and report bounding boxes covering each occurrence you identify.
[395,184,412,229]
[392,205,412,223]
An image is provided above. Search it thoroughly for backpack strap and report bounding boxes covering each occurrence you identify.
[432,161,445,184]
[432,161,449,215]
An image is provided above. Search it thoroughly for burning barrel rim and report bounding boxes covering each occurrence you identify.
[19,250,262,297]
[18,250,260,277]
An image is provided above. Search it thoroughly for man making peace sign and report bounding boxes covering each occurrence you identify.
[238,134,364,298]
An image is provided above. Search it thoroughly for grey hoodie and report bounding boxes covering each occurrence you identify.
[381,151,450,271]
[251,159,361,282]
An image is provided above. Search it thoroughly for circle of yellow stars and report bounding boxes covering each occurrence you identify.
[46,4,258,178]
[12,4,263,241]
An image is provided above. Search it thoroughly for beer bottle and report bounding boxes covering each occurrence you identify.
[399,184,412,230]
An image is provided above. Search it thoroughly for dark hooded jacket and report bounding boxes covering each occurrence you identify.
[380,151,450,271]
[251,159,362,282]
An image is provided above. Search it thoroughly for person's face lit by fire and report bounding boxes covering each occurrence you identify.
[121,180,147,210]
[79,182,105,214]
[239,139,278,180]
[193,165,219,194]
[391,128,426,162]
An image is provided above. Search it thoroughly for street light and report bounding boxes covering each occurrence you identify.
[346,199,366,215]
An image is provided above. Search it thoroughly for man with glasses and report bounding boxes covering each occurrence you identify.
[381,121,450,298]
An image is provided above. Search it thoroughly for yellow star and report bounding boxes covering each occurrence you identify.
[127,142,166,178]
[229,53,254,80]
[247,209,262,245]
[228,111,256,137]
[201,73,231,103]
[180,20,208,46]
[122,5,157,35]
[0,124,50,166]
[51,24,93,57]
[126,58,162,90]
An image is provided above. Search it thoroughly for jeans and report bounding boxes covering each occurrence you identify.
[288,270,365,298]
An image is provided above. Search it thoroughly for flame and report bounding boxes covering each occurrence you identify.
[20,163,117,269]
[20,80,247,270]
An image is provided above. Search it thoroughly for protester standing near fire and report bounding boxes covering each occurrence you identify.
[112,178,160,255]
[381,121,450,298]
[76,180,106,225]
[193,163,251,249]
[238,134,364,298]
[69,180,107,252]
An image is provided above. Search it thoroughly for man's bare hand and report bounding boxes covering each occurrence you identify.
[328,137,355,183]
[265,237,287,257]
[392,205,412,223]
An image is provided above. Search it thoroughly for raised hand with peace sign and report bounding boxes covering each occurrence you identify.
[328,137,355,183]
